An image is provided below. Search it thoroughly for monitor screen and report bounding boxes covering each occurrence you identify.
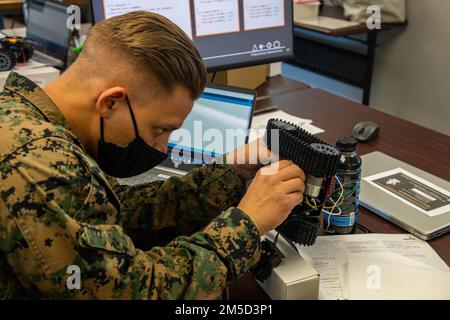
[168,85,255,163]
[26,0,70,61]
[91,0,294,71]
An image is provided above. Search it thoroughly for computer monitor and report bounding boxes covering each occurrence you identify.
[90,0,294,71]
[26,0,70,63]
[168,84,256,164]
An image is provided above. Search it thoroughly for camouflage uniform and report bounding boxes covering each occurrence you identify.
[0,72,261,299]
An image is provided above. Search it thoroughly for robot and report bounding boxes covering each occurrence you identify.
[0,37,35,72]
[251,119,342,281]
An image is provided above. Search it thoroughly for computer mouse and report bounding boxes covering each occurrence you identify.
[352,121,379,143]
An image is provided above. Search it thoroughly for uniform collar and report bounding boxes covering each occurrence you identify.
[3,72,72,130]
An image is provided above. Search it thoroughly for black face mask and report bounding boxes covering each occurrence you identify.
[97,97,168,178]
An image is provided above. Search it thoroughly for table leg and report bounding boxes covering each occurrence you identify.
[363,32,378,106]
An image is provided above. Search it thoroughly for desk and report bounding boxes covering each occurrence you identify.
[256,75,310,100]
[0,0,22,29]
[0,0,89,10]
[290,5,406,105]
[294,4,405,37]
[0,0,22,11]
[0,0,89,8]
[64,0,90,5]
[0,0,89,29]
[228,82,450,300]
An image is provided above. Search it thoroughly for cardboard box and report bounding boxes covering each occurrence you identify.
[256,232,320,300]
[208,65,267,90]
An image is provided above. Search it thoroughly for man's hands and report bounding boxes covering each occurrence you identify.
[227,140,306,235]
[226,138,273,181]
[238,160,306,235]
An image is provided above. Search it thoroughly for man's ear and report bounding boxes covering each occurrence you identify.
[96,87,127,118]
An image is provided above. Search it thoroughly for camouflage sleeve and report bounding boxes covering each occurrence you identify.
[111,164,247,248]
[0,137,261,299]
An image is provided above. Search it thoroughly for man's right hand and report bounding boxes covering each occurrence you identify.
[237,160,306,235]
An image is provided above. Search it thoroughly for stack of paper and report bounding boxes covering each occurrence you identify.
[297,234,450,300]
[297,16,360,30]
[294,0,321,21]
[249,108,324,142]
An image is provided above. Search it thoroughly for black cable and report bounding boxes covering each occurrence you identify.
[284,235,299,253]
[356,224,371,234]
[210,72,217,83]
[273,231,280,246]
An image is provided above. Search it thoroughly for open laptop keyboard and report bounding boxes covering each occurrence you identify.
[118,167,185,186]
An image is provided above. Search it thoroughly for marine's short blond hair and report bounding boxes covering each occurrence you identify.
[84,11,206,99]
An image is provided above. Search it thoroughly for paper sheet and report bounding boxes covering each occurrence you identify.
[248,109,324,142]
[296,16,360,30]
[0,27,27,38]
[14,60,47,70]
[194,0,240,37]
[297,234,449,300]
[243,0,285,31]
[347,258,450,300]
[103,0,193,38]
[364,167,450,217]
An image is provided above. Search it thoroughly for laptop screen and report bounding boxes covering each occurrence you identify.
[26,0,70,62]
[168,84,255,164]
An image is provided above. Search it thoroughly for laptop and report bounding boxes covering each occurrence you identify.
[26,0,70,68]
[119,84,257,186]
[360,152,450,240]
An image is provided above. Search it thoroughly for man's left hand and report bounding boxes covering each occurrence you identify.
[225,138,275,181]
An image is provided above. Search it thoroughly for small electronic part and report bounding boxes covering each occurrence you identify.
[0,37,35,71]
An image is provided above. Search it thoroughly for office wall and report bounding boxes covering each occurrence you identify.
[283,0,450,136]
[370,0,450,136]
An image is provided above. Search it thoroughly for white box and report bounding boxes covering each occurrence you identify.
[0,65,60,91]
[266,62,282,78]
[256,232,320,300]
